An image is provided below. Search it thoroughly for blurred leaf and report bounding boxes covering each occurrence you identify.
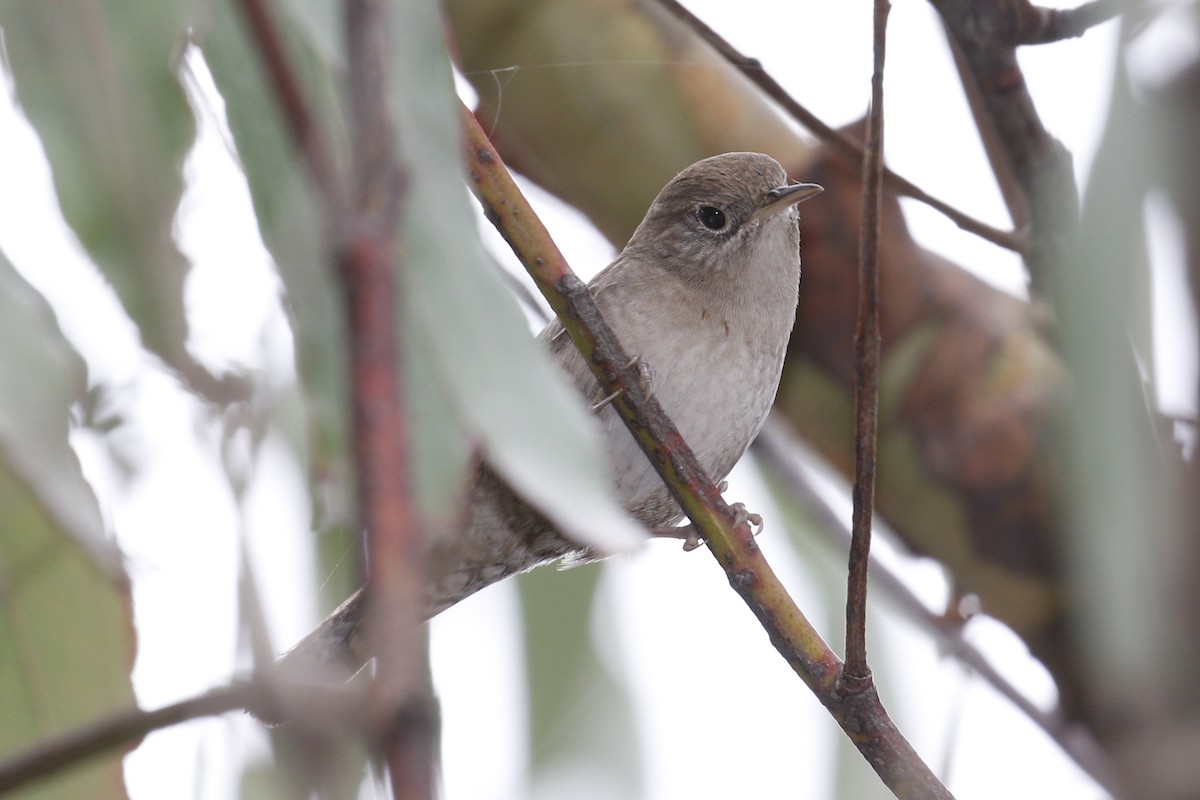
[0,252,122,577]
[209,0,643,553]
[240,731,371,800]
[386,0,643,554]
[0,1,237,400]
[1057,46,1174,719]
[517,565,643,798]
[196,3,356,528]
[0,253,135,799]
[200,0,473,543]
[0,461,136,800]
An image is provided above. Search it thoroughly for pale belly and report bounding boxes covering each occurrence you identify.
[598,306,788,527]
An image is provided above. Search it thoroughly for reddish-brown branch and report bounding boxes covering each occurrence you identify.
[460,101,954,799]
[844,0,890,692]
[343,0,431,797]
[655,0,1028,256]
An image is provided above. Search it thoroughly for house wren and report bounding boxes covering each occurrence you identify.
[286,152,821,671]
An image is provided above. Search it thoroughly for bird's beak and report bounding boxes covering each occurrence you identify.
[750,182,823,222]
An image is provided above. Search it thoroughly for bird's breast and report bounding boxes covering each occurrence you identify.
[598,283,794,525]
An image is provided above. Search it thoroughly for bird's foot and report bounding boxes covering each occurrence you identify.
[651,523,705,551]
[591,388,621,413]
[591,355,656,412]
[650,503,762,552]
[630,355,655,396]
[730,502,764,536]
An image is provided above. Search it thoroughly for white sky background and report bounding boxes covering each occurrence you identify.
[1,1,1197,799]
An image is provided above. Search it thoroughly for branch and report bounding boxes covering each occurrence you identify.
[239,0,433,792]
[655,0,1029,256]
[343,0,432,797]
[0,684,253,795]
[931,0,1080,299]
[1016,0,1121,45]
[0,678,380,796]
[753,421,1123,796]
[844,0,890,692]
[459,102,954,799]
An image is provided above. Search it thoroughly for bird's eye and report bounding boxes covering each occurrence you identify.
[696,205,727,231]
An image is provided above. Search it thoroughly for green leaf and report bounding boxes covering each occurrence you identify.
[0,253,135,799]
[0,252,121,577]
[1057,51,1173,699]
[386,0,643,553]
[0,1,232,400]
[196,1,357,533]
[204,0,643,552]
[517,565,643,797]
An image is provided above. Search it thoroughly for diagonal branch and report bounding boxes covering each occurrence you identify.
[0,679,374,796]
[655,0,1028,256]
[931,0,1081,299]
[0,683,248,795]
[459,101,954,800]
[753,421,1122,795]
[844,0,890,693]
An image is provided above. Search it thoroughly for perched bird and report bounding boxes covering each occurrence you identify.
[286,152,821,672]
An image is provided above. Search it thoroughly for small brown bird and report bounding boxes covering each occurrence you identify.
[286,152,821,671]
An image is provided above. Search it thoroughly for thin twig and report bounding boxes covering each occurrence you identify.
[844,0,890,692]
[460,101,954,799]
[1017,0,1122,45]
[0,678,378,796]
[0,684,254,794]
[655,0,1028,255]
[343,0,432,797]
[753,420,1122,796]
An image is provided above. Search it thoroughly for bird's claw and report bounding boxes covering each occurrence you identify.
[650,523,704,552]
[651,504,762,552]
[591,388,622,413]
[731,502,764,536]
[591,355,656,413]
[629,355,655,396]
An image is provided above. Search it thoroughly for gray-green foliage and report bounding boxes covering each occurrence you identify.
[0,251,134,799]
[0,0,644,796]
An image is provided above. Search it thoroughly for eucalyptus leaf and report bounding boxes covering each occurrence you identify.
[0,460,136,800]
[0,251,121,577]
[386,0,643,553]
[0,1,233,401]
[1057,48,1173,707]
[197,1,469,590]
[0,253,134,799]
[207,0,642,550]
[518,565,643,797]
[197,2,354,524]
